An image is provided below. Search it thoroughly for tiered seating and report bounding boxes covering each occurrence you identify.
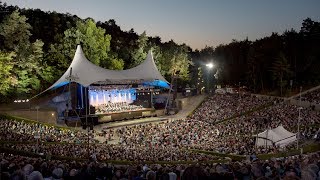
[296,88,320,104]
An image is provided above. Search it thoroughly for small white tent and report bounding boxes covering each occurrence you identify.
[255,126,297,148]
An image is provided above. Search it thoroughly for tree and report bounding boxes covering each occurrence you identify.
[50,19,124,70]
[0,10,31,51]
[170,45,192,81]
[270,52,292,96]
[300,18,319,36]
[0,10,52,96]
[13,40,48,94]
[0,10,44,95]
[29,40,55,91]
[156,41,192,82]
[97,19,138,69]
[0,51,15,96]
[129,31,148,68]
[247,47,261,93]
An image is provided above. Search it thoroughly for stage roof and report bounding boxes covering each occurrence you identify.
[48,45,169,89]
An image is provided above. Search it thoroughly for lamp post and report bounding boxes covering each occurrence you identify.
[297,86,302,151]
[205,63,214,94]
[35,106,40,154]
[170,127,173,161]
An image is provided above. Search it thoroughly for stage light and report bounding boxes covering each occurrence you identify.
[26,99,29,102]
[17,100,21,103]
[51,113,55,116]
[206,63,214,69]
[14,100,17,103]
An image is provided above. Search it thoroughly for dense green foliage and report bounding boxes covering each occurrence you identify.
[0,2,319,102]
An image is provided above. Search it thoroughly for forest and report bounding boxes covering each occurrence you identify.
[0,2,319,102]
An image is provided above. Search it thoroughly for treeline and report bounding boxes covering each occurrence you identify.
[192,19,320,96]
[0,2,319,102]
[0,2,192,102]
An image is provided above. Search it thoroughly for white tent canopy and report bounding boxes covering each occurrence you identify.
[48,45,168,89]
[29,45,169,100]
[255,125,297,148]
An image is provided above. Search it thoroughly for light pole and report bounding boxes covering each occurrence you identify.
[297,86,302,151]
[238,82,241,98]
[205,63,214,94]
[170,128,173,161]
[35,106,40,154]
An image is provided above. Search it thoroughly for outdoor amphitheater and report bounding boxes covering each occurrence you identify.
[0,3,320,178]
[0,46,319,180]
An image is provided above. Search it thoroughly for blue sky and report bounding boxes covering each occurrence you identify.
[3,0,320,50]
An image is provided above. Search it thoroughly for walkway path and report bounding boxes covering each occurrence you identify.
[170,94,206,120]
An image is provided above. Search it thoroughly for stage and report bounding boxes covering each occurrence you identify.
[97,108,165,123]
[65,108,166,127]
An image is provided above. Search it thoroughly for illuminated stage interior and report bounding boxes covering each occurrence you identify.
[89,86,139,115]
[89,88,136,106]
[47,82,166,127]
[87,85,162,115]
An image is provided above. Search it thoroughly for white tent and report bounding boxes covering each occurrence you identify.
[255,125,297,148]
[30,45,169,100]
[48,45,168,89]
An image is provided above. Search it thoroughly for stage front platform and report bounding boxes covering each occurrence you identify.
[98,108,165,123]
[65,108,166,127]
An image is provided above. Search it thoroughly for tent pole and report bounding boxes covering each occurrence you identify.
[67,68,73,114]
[265,128,268,149]
[85,87,90,160]
[81,85,84,109]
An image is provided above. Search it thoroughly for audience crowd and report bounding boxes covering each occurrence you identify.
[1,152,320,180]
[189,93,271,123]
[0,119,92,143]
[296,88,320,105]
[2,143,218,162]
[1,93,320,179]
[114,99,319,155]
